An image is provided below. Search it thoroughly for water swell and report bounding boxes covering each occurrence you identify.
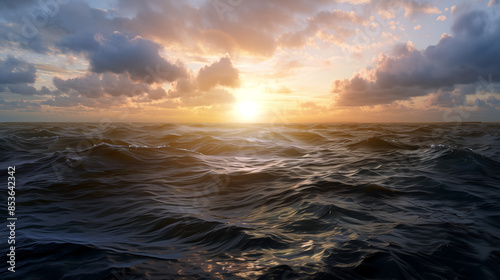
[348,136,420,151]
[1,123,499,279]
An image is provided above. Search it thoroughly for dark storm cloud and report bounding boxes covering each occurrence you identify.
[333,10,500,106]
[0,56,37,84]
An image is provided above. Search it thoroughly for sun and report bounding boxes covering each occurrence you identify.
[235,100,259,121]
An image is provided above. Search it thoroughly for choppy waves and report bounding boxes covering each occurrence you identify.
[1,123,500,279]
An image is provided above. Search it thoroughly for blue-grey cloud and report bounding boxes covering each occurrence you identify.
[333,9,500,106]
[87,33,187,83]
[53,73,166,99]
[0,0,36,10]
[1,84,52,96]
[0,98,41,111]
[0,56,37,84]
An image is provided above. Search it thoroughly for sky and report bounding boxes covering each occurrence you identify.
[0,0,499,123]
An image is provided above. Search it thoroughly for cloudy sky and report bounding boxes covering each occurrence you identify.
[1,0,499,122]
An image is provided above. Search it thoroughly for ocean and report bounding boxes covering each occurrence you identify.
[1,122,499,279]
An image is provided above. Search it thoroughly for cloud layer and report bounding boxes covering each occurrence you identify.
[333,9,500,106]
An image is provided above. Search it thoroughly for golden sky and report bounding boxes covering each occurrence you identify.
[0,0,499,122]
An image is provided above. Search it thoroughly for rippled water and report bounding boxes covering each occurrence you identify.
[1,123,499,279]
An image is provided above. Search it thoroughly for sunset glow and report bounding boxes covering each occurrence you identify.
[235,100,259,121]
[2,1,500,278]
[0,1,499,122]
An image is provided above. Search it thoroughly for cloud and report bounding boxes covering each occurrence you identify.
[436,15,446,21]
[0,0,441,60]
[0,0,433,61]
[197,57,240,91]
[0,98,41,111]
[451,10,489,37]
[51,56,240,107]
[0,56,56,96]
[489,0,500,7]
[414,25,421,30]
[268,86,293,94]
[53,72,166,100]
[424,85,473,107]
[278,9,365,48]
[333,10,500,106]
[113,0,371,56]
[87,33,188,83]
[0,0,36,10]
[0,56,37,84]
[298,101,328,113]
[1,84,53,96]
[266,59,305,79]
[368,0,441,17]
[474,96,500,110]
[167,57,240,106]
[169,56,240,96]
[40,93,131,109]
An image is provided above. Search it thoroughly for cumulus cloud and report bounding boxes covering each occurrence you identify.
[53,73,166,100]
[166,57,240,106]
[333,10,500,106]
[368,0,441,17]
[436,15,446,21]
[169,57,240,96]
[0,56,37,84]
[474,96,500,110]
[451,5,457,14]
[197,57,240,91]
[0,98,41,111]
[86,33,188,83]
[51,56,240,107]
[0,56,56,96]
[424,85,473,107]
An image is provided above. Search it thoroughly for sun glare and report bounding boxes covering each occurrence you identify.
[235,101,259,121]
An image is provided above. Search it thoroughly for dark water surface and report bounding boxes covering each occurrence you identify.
[1,123,499,279]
